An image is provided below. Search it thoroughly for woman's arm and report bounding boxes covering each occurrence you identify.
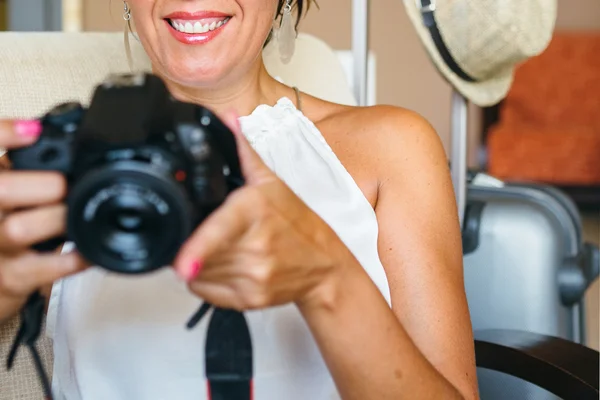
[297,107,479,400]
[174,108,479,399]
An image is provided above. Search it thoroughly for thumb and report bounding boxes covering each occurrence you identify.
[221,109,275,185]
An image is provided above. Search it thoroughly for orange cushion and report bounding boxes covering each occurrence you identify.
[488,31,600,185]
[500,32,600,130]
[488,122,600,185]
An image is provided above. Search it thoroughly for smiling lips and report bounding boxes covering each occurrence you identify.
[164,11,231,45]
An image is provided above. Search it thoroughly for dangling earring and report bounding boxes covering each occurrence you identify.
[277,0,296,64]
[123,1,134,71]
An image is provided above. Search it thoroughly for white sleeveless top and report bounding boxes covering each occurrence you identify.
[46,97,391,400]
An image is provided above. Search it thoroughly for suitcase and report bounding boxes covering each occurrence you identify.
[449,93,600,399]
[463,173,598,345]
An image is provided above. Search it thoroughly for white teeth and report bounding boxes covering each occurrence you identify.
[170,17,229,34]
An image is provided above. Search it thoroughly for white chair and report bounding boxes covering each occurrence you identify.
[0,31,357,399]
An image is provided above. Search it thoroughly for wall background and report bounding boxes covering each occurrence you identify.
[83,0,600,165]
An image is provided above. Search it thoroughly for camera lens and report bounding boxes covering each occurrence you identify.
[67,161,194,274]
[115,210,143,232]
[95,192,164,265]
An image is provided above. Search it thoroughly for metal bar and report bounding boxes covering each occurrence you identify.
[572,302,586,345]
[451,90,468,227]
[351,0,369,106]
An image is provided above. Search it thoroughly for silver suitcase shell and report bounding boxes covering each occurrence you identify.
[463,179,597,345]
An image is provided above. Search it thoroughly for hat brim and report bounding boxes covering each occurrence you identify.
[403,0,514,107]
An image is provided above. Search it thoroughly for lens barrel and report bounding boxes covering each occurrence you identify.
[67,160,193,274]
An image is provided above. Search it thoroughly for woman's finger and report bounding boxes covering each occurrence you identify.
[0,120,42,149]
[173,191,252,280]
[187,280,243,311]
[0,252,87,297]
[0,204,66,252]
[0,170,67,209]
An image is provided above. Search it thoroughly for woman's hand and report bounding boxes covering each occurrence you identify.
[0,120,87,324]
[172,111,348,311]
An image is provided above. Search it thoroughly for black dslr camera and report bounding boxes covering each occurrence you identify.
[8,73,244,274]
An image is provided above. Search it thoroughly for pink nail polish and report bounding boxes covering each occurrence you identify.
[14,120,42,138]
[177,260,202,281]
[188,260,203,280]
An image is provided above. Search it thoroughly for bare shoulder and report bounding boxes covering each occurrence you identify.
[301,95,448,205]
[304,95,445,161]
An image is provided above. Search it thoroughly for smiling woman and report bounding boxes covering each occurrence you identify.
[126,0,315,91]
[0,0,479,399]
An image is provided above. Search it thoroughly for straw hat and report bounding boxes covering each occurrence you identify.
[403,0,557,106]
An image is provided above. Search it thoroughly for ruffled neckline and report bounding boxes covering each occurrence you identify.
[239,96,298,123]
[236,95,333,153]
[238,96,304,142]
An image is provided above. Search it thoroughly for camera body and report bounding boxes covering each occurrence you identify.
[8,73,244,274]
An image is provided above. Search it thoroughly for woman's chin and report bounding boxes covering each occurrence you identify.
[157,62,228,89]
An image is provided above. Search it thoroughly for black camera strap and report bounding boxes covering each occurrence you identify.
[7,297,253,400]
[188,303,254,400]
[6,241,71,400]
[6,291,54,400]
[7,256,252,399]
[417,0,477,83]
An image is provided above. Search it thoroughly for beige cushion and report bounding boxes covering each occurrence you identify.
[0,31,356,120]
[0,31,355,399]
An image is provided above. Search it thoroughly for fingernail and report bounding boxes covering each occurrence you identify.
[189,260,202,280]
[14,120,42,138]
[178,260,202,281]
